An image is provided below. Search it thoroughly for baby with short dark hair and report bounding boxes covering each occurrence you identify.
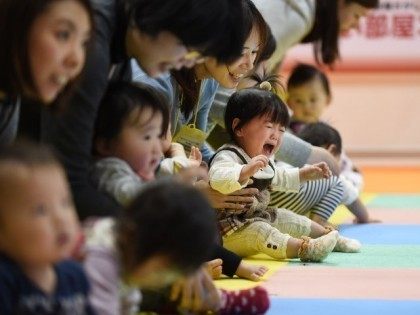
[0,142,93,315]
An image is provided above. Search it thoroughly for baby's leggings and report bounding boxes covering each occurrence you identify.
[223,208,312,259]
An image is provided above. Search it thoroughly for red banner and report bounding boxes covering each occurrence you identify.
[283,0,420,71]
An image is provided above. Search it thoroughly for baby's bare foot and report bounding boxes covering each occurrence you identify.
[206,258,223,279]
[235,261,268,281]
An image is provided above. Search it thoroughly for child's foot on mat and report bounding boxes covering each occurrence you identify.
[298,230,338,262]
[334,235,361,253]
[235,261,268,281]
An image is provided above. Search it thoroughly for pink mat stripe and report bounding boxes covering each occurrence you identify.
[336,208,420,225]
[263,267,420,300]
[332,208,420,225]
[368,208,420,224]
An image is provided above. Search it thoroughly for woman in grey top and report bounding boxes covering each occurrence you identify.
[254,0,379,70]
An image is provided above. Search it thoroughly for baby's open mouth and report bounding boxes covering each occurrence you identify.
[263,143,275,156]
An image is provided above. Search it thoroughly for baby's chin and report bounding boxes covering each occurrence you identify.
[137,169,156,182]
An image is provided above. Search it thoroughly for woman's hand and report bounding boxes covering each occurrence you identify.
[175,166,208,184]
[195,180,258,210]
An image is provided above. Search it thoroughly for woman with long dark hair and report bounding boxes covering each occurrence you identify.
[0,0,93,144]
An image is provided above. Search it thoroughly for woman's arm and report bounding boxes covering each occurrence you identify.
[276,132,341,175]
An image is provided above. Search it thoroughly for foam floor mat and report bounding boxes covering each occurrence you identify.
[215,168,420,314]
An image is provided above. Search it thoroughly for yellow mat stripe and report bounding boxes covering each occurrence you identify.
[329,193,377,226]
[215,254,289,290]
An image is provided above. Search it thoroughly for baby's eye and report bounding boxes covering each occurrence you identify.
[56,29,71,41]
[33,205,47,217]
[143,134,151,140]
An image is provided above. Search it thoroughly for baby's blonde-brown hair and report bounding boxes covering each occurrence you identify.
[245,69,287,102]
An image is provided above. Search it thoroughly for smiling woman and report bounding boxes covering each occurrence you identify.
[133,0,273,163]
[0,0,93,145]
[0,0,93,103]
[28,1,92,103]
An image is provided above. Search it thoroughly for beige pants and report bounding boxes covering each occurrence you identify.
[223,208,312,259]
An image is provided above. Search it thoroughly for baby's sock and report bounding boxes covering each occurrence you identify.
[219,286,270,315]
[334,235,361,253]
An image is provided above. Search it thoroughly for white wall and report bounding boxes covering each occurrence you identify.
[322,72,420,166]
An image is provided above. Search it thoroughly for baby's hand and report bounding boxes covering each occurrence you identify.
[188,146,202,167]
[239,155,269,183]
[168,142,186,158]
[299,162,331,182]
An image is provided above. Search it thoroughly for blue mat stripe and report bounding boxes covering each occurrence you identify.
[338,224,420,245]
[267,298,420,315]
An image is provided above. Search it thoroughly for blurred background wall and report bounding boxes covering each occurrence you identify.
[280,0,420,166]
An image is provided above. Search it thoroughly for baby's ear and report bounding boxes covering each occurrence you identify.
[95,138,112,156]
[326,144,339,157]
[232,118,243,137]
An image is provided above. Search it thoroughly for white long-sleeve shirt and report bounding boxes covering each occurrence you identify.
[209,144,300,195]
